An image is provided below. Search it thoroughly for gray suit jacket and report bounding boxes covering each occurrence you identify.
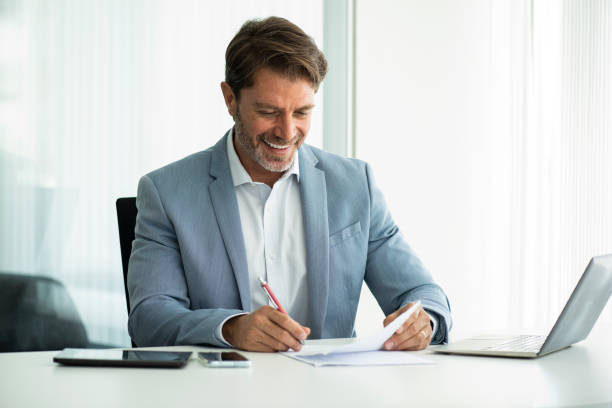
[127,132,451,347]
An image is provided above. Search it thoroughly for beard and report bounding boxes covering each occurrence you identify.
[233,107,302,173]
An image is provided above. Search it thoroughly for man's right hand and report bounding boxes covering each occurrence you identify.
[222,306,310,352]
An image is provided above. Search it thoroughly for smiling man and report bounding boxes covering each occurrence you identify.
[127,17,451,352]
[224,68,313,184]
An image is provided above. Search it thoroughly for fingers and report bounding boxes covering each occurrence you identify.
[382,309,400,328]
[383,302,419,330]
[383,304,432,351]
[258,310,308,351]
[224,306,310,352]
[390,318,432,351]
[382,302,413,327]
[266,308,309,343]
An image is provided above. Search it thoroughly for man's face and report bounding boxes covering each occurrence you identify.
[221,68,315,181]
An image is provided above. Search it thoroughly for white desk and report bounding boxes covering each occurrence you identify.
[1,327,611,408]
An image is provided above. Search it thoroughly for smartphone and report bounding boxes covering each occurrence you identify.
[198,352,251,368]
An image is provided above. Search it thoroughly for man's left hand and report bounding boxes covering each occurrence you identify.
[382,302,432,351]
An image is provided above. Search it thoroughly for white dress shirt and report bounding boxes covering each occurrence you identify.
[215,130,310,344]
[216,130,437,345]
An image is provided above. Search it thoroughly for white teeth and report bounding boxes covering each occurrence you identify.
[264,140,290,150]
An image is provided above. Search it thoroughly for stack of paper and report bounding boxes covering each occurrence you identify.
[283,301,434,367]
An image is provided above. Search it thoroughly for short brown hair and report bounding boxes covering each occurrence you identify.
[225,16,328,99]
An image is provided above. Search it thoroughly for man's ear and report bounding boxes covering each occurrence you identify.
[220,82,237,117]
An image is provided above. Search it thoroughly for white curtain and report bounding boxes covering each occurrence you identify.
[354,0,612,338]
[472,0,612,334]
[3,0,610,346]
[0,0,324,346]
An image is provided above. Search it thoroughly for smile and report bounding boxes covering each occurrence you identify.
[263,140,292,150]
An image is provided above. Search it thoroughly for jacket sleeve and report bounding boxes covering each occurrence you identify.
[127,175,242,347]
[362,164,452,344]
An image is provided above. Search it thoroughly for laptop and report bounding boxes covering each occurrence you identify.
[435,253,612,358]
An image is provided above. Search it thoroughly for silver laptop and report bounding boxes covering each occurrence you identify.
[435,253,612,358]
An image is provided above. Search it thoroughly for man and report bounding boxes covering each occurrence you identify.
[128,16,451,352]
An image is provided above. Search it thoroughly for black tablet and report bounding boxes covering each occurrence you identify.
[53,348,192,368]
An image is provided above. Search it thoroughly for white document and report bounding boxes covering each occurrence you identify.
[284,301,434,367]
[287,350,433,367]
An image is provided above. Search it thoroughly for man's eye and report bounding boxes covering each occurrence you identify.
[258,111,276,116]
[294,111,309,118]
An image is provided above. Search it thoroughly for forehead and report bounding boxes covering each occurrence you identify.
[241,68,315,108]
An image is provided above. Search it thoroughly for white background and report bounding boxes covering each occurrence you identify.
[1,0,611,346]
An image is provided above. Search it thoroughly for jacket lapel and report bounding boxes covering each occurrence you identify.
[299,146,330,338]
[208,133,251,311]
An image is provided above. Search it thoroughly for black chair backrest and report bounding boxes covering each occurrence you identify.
[116,197,137,314]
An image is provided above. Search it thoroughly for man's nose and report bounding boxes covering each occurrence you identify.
[274,114,296,140]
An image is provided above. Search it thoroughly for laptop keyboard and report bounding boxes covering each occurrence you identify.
[483,335,547,352]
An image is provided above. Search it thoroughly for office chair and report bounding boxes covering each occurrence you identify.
[115,197,137,315]
[0,272,90,352]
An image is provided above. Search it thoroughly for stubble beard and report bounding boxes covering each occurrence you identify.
[233,108,299,173]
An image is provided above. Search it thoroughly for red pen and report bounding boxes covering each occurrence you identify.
[258,277,305,345]
[258,276,288,314]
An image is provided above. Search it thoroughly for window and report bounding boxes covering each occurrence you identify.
[354,0,612,337]
[0,0,324,346]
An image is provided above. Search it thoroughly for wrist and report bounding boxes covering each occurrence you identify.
[222,315,241,346]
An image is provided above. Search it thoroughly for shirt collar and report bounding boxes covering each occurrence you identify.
[226,128,300,187]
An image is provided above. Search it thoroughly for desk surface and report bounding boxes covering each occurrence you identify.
[2,327,611,408]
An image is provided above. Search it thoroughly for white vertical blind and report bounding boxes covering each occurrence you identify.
[354,0,612,338]
[3,0,611,346]
[0,0,324,346]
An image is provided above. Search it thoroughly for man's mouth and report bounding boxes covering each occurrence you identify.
[263,139,292,150]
